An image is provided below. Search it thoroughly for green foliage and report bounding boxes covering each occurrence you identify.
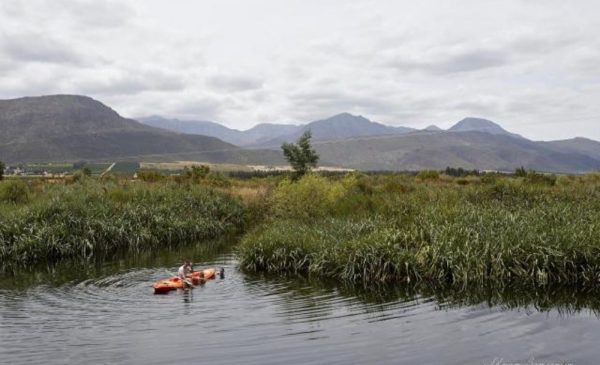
[239,173,600,288]
[184,165,210,180]
[0,180,30,204]
[82,167,92,177]
[416,170,440,180]
[0,161,4,180]
[137,169,165,182]
[271,174,346,219]
[281,130,319,179]
[525,171,556,186]
[67,170,89,184]
[445,166,480,177]
[0,180,245,270]
[515,166,528,177]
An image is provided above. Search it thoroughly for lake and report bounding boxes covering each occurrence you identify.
[0,240,596,365]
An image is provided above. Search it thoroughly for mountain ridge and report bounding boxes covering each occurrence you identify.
[0,95,239,163]
[139,112,416,147]
[2,94,600,173]
[448,117,524,139]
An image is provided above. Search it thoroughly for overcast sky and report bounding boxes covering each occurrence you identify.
[1,0,599,140]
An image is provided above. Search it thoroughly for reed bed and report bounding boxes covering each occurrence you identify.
[0,179,244,271]
[238,173,600,287]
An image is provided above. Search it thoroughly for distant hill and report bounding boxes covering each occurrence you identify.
[449,117,523,139]
[423,125,443,131]
[137,116,300,146]
[138,116,302,146]
[139,115,245,145]
[140,113,415,147]
[0,95,242,163]
[257,113,416,147]
[542,137,600,161]
[309,131,600,173]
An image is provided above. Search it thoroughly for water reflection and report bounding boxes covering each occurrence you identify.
[0,240,598,365]
[242,271,600,317]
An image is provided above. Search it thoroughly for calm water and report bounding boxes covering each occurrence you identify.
[1,241,599,365]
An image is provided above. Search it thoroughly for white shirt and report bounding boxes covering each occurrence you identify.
[178,265,190,279]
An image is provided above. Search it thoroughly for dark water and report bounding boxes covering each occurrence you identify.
[1,241,598,365]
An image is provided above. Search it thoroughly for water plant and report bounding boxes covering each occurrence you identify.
[238,173,600,288]
[0,179,244,271]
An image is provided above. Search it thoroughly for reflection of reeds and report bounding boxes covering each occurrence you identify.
[246,271,600,316]
[0,180,244,271]
[239,173,600,289]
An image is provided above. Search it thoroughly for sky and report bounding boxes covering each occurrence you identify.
[1,0,599,140]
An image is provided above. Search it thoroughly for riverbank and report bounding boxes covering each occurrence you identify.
[0,178,244,271]
[238,172,600,287]
[3,171,600,289]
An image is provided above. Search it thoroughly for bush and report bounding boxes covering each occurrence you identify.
[416,170,440,180]
[137,169,165,182]
[184,165,210,180]
[271,174,346,219]
[0,180,30,204]
[526,171,556,186]
[445,167,480,177]
[0,161,4,180]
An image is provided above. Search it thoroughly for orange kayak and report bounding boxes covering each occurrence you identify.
[153,268,217,294]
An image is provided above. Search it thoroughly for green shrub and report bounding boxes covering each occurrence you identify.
[137,169,165,182]
[204,172,231,187]
[416,170,440,180]
[184,165,210,180]
[0,180,30,204]
[526,171,556,186]
[271,174,346,219]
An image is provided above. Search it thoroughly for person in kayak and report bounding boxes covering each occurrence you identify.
[178,260,194,287]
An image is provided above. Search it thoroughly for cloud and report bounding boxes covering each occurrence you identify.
[1,0,600,140]
[72,68,187,96]
[0,32,84,65]
[434,49,510,74]
[206,75,263,92]
[385,46,511,75]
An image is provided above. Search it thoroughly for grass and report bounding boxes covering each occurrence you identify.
[0,178,244,271]
[4,169,600,290]
[238,172,600,288]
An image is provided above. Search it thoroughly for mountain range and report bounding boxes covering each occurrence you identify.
[1,94,599,173]
[139,113,415,146]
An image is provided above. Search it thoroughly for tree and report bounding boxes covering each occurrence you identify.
[0,161,4,180]
[281,130,319,179]
[515,166,528,177]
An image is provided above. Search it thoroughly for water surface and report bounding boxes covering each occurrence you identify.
[0,241,597,364]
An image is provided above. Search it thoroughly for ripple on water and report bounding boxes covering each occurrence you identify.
[1,253,599,365]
